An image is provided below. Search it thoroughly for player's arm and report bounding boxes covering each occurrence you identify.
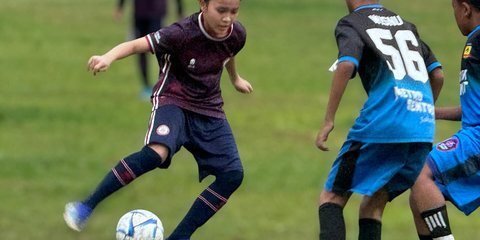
[316,61,355,151]
[435,106,462,121]
[87,37,150,75]
[429,67,444,102]
[225,57,253,94]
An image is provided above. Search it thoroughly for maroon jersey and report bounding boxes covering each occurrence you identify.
[146,12,247,118]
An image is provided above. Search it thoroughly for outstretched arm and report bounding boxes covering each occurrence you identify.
[87,37,151,75]
[225,57,253,94]
[315,61,355,151]
[436,106,462,121]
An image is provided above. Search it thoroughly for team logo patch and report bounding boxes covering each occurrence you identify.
[436,137,459,152]
[463,45,472,58]
[154,32,161,44]
[188,58,196,69]
[156,125,170,136]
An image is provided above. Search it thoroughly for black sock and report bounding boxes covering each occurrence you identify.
[167,171,243,240]
[83,146,161,209]
[419,234,433,240]
[359,218,382,240]
[421,205,453,238]
[319,203,345,240]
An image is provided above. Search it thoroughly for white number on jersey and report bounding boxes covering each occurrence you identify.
[366,28,428,83]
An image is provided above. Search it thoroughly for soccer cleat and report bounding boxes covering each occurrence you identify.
[63,202,92,232]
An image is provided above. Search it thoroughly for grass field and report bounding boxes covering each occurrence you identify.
[1,0,478,239]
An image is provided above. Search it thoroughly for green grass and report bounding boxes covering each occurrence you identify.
[0,0,477,239]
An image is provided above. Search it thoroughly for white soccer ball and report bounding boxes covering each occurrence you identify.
[116,209,164,240]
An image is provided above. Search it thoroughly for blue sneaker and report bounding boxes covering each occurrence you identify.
[140,87,152,101]
[63,202,92,232]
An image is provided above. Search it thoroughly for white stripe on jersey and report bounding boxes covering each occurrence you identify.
[146,35,155,54]
[144,109,157,145]
[153,54,171,109]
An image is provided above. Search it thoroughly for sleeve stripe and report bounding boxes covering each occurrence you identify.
[427,62,442,72]
[145,35,155,54]
[338,56,359,68]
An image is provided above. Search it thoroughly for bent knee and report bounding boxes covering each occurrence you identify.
[217,170,244,191]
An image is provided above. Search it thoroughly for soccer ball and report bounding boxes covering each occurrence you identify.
[116,209,164,240]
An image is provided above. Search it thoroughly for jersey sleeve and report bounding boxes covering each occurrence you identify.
[419,39,442,72]
[335,19,364,68]
[232,22,247,56]
[146,24,184,55]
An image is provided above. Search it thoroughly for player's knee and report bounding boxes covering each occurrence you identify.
[216,170,244,195]
[146,143,169,164]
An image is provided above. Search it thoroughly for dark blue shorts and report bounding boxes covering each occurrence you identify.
[324,140,431,201]
[144,105,243,181]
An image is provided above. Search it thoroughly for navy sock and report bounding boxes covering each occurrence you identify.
[421,205,453,238]
[167,171,243,240]
[319,203,345,240]
[83,146,161,209]
[359,218,382,240]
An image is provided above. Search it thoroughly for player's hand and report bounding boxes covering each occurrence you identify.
[87,55,112,76]
[232,77,253,94]
[316,122,334,151]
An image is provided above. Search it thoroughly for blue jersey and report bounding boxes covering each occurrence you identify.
[146,12,246,119]
[460,25,480,129]
[335,4,441,143]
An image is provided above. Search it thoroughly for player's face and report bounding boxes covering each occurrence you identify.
[200,0,240,38]
[452,0,470,36]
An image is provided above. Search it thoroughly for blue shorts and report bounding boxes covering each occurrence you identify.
[428,128,480,215]
[324,140,431,201]
[144,105,243,181]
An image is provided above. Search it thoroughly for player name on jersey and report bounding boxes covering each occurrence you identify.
[368,15,404,26]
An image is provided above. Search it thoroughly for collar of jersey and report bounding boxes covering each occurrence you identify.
[354,4,383,12]
[198,12,233,41]
[468,25,480,39]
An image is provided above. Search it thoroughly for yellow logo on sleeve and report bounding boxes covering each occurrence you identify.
[463,45,472,58]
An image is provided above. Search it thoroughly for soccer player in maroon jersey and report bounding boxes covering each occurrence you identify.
[64,0,252,239]
[114,0,184,99]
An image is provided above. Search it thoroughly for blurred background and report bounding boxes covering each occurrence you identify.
[1,0,477,239]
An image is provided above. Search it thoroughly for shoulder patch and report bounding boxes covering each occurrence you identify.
[463,45,472,59]
[436,137,459,152]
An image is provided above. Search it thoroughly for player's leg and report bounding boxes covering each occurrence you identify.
[318,190,350,240]
[64,144,167,231]
[410,164,453,240]
[135,17,152,99]
[167,170,244,240]
[64,105,184,231]
[358,189,388,240]
[167,114,244,240]
[319,140,362,240]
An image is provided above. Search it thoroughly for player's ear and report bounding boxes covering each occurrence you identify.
[462,1,473,18]
[199,0,207,12]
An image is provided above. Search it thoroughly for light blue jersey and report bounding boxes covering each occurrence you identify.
[428,25,480,215]
[460,25,480,129]
[334,4,441,143]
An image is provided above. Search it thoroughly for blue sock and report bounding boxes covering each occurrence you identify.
[83,146,162,209]
[167,171,243,240]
